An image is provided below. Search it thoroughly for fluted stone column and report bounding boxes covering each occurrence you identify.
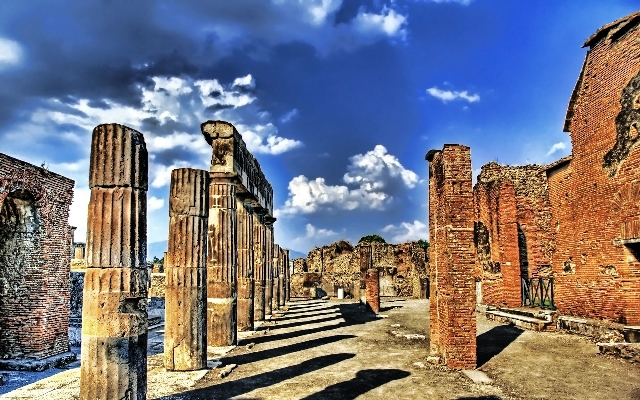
[164,168,208,371]
[272,244,281,311]
[278,248,286,307]
[284,249,291,302]
[253,213,266,321]
[80,123,149,400]
[366,268,380,313]
[207,180,237,346]
[237,201,254,331]
[264,220,274,317]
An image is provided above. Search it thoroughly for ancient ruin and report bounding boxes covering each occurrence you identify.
[164,168,208,371]
[0,153,75,367]
[426,145,477,370]
[80,123,149,399]
[473,12,640,328]
[201,120,275,346]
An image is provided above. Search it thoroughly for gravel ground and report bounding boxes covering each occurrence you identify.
[2,298,640,399]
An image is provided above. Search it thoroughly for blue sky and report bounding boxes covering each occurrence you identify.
[0,0,637,257]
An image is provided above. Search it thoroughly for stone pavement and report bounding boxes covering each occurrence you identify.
[2,298,640,399]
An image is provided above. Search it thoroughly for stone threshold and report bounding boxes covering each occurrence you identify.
[0,352,77,372]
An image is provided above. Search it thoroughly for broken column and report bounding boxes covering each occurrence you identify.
[365,268,380,313]
[201,120,275,338]
[253,212,266,322]
[80,123,149,400]
[237,201,254,331]
[359,245,372,304]
[164,168,208,371]
[426,144,477,370]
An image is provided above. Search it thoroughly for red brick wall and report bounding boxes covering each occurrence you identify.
[427,144,476,370]
[0,153,74,360]
[553,15,640,325]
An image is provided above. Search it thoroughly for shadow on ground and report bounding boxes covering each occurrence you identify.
[476,324,524,367]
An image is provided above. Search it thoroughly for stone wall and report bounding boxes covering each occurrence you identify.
[0,153,74,360]
[290,240,428,299]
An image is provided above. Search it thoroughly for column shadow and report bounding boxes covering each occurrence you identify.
[272,308,340,322]
[269,314,344,331]
[300,369,411,400]
[155,353,356,400]
[476,325,524,367]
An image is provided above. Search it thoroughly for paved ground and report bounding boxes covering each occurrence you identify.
[2,298,640,399]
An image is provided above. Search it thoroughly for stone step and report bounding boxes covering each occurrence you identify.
[489,306,555,322]
[485,310,554,332]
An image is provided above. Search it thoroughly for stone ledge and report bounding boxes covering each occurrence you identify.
[485,310,553,331]
[0,352,77,372]
[597,342,640,363]
[557,315,625,342]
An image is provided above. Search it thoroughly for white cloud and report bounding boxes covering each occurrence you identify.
[150,161,192,189]
[0,38,22,70]
[546,142,567,157]
[280,108,299,123]
[429,0,473,5]
[426,87,480,103]
[382,220,428,243]
[353,6,407,39]
[289,223,339,248]
[277,145,418,216]
[149,196,165,212]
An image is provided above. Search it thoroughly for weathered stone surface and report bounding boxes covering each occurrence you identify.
[264,220,274,316]
[253,213,266,322]
[80,123,148,400]
[237,201,254,331]
[427,144,477,370]
[207,181,237,346]
[365,268,380,313]
[0,153,74,362]
[164,168,208,371]
[273,244,281,311]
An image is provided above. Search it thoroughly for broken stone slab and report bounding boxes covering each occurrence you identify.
[462,369,493,385]
[598,342,640,363]
[0,352,77,372]
[218,364,237,378]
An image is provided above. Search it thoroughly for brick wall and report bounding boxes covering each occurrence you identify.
[427,144,476,370]
[553,13,640,325]
[0,153,74,360]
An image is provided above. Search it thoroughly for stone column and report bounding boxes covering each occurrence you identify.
[164,168,208,371]
[359,245,372,304]
[273,244,281,311]
[207,180,237,346]
[365,268,380,313]
[80,123,148,400]
[278,248,286,307]
[253,213,266,322]
[264,220,274,317]
[284,249,290,303]
[237,201,254,331]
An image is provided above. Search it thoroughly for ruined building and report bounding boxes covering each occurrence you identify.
[291,240,428,299]
[471,12,640,326]
[0,153,75,367]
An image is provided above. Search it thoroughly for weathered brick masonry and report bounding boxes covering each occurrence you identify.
[474,12,640,326]
[427,145,476,370]
[0,153,74,361]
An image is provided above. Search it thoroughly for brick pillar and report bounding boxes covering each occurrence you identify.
[207,180,237,346]
[164,168,208,371]
[237,201,254,331]
[80,123,148,400]
[426,145,477,370]
[498,181,521,308]
[253,213,266,321]
[365,268,380,313]
[264,220,274,316]
[359,245,372,304]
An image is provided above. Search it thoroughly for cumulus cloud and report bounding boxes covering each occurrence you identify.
[277,145,418,216]
[382,220,428,243]
[352,6,407,39]
[429,0,473,5]
[0,38,22,70]
[546,142,567,157]
[426,87,480,103]
[280,108,299,123]
[149,196,165,212]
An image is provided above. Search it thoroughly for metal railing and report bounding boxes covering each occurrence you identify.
[521,277,555,309]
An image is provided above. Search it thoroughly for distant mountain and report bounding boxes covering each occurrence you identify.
[288,249,307,260]
[147,240,168,260]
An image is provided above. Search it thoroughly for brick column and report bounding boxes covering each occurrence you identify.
[359,245,372,304]
[237,201,254,331]
[365,268,380,313]
[264,219,274,316]
[253,213,266,321]
[207,180,237,346]
[426,145,477,370]
[80,123,148,400]
[164,168,208,371]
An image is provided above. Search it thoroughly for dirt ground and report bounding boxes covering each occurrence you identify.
[2,298,640,399]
